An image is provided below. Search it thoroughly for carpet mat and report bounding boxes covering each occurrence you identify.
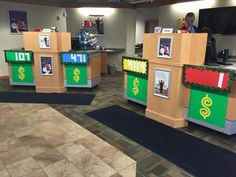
[86,105,236,177]
[0,92,95,105]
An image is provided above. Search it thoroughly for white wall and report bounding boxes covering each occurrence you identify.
[66,8,136,70]
[0,1,67,76]
[158,0,236,54]
[135,8,158,44]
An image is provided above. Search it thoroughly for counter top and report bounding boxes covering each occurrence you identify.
[101,48,125,53]
[71,48,125,54]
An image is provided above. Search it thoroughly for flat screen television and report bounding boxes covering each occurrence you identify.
[198,7,236,35]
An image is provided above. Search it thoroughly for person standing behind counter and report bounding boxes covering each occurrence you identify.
[182,12,199,33]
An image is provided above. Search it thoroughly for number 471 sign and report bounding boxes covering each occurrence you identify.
[5,50,33,63]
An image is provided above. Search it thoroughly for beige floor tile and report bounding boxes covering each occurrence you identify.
[13,126,41,138]
[33,149,65,168]
[110,173,123,177]
[6,157,41,177]
[67,150,116,177]
[118,163,136,177]
[67,126,93,140]
[56,142,86,160]
[0,146,30,165]
[24,169,48,177]
[0,160,10,177]
[0,170,10,177]
[59,122,84,132]
[49,117,74,128]
[0,138,24,155]
[0,102,137,177]
[43,159,83,177]
[69,149,116,177]
[37,124,70,140]
[79,160,117,177]
[68,149,100,167]
[103,151,135,172]
[45,133,76,147]
[18,134,54,156]
[90,142,120,160]
[0,126,15,142]
[75,133,105,149]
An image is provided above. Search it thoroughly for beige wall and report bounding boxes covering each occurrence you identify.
[135,8,158,44]
[0,1,67,76]
[135,0,236,54]
[66,8,136,70]
[158,0,236,55]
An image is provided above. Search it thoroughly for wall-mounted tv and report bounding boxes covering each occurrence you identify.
[198,7,236,35]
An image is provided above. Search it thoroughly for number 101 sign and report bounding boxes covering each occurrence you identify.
[5,50,33,63]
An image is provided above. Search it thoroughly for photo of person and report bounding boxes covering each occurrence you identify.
[9,10,28,34]
[40,56,53,75]
[89,15,104,35]
[154,69,171,98]
[157,37,173,58]
[39,34,50,48]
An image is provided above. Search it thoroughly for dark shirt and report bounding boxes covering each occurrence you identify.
[188,25,199,33]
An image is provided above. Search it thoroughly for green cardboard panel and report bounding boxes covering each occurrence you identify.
[127,73,147,103]
[189,87,229,128]
[65,65,88,85]
[11,63,34,83]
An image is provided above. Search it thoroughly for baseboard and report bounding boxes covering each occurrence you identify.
[0,76,8,80]
[145,108,188,128]
[36,86,67,93]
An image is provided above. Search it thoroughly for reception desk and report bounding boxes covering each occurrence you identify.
[122,56,148,105]
[61,51,101,88]
[143,33,208,128]
[183,64,236,135]
[140,33,236,135]
[4,50,35,86]
[23,32,71,93]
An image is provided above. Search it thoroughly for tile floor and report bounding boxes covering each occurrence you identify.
[1,73,236,177]
[0,103,136,177]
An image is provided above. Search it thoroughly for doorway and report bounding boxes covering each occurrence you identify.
[145,19,159,33]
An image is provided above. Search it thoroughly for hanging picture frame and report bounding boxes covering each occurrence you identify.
[157,37,173,59]
[89,15,104,35]
[154,68,171,99]
[39,34,51,49]
[9,10,28,34]
[40,56,53,76]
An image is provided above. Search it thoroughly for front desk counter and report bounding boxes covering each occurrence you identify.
[4,50,35,86]
[122,56,148,105]
[61,51,101,88]
[183,64,236,135]
[143,33,208,128]
[101,48,125,74]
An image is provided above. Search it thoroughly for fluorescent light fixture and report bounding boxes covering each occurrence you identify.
[77,8,115,16]
[230,0,236,5]
[171,0,215,12]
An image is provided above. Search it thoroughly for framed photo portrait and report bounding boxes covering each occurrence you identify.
[40,56,53,75]
[157,37,173,58]
[89,15,104,35]
[154,69,171,99]
[9,10,28,34]
[39,34,51,49]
